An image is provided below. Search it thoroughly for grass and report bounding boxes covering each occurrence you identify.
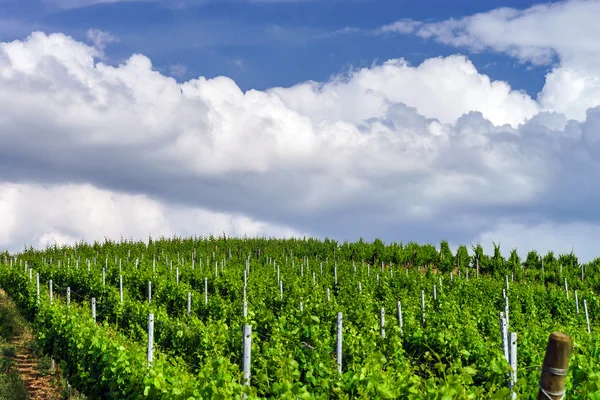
[0,291,88,400]
[0,293,28,400]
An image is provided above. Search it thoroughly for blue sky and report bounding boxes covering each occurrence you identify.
[0,0,550,95]
[2,0,600,261]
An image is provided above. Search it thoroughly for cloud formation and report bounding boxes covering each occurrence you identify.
[380,0,600,122]
[1,28,600,260]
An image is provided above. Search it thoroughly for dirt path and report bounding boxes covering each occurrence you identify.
[0,290,62,400]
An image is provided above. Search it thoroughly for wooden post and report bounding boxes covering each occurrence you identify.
[537,332,571,400]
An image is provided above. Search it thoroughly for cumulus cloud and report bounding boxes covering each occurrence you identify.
[1,31,600,260]
[270,56,538,127]
[0,183,303,251]
[380,0,600,122]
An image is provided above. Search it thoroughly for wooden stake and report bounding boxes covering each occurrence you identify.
[537,332,571,400]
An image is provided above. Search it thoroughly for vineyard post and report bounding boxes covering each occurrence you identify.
[509,332,517,399]
[320,262,323,275]
[505,297,510,331]
[119,275,123,303]
[327,288,330,302]
[537,332,571,400]
[564,278,569,300]
[67,287,70,308]
[499,312,508,362]
[187,292,191,316]
[280,281,283,300]
[148,281,152,304]
[148,313,154,368]
[358,282,362,294]
[337,312,343,373]
[421,289,425,326]
[299,301,303,312]
[433,284,437,302]
[29,267,32,281]
[92,298,96,322]
[584,300,590,333]
[377,274,380,285]
[204,277,208,305]
[466,267,469,282]
[243,299,248,318]
[49,280,53,304]
[450,272,453,283]
[313,272,316,287]
[503,289,506,300]
[397,301,403,335]
[542,258,544,281]
[380,308,385,338]
[575,290,579,313]
[476,258,479,278]
[215,262,218,278]
[242,324,252,399]
[176,267,179,285]
[36,273,40,304]
[334,266,337,286]
[102,268,105,286]
[506,275,509,292]
[88,259,91,273]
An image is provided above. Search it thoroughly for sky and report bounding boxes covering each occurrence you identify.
[1,0,600,261]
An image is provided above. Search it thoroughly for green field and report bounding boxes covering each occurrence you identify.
[1,237,598,399]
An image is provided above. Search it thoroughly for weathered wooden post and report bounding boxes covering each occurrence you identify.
[537,332,571,400]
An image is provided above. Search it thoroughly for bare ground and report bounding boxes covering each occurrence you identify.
[0,289,62,400]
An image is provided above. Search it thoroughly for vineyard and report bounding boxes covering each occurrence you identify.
[1,237,599,399]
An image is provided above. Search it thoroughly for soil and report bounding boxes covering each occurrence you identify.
[0,290,62,400]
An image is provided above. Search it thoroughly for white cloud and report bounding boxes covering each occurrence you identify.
[270,55,538,127]
[40,0,316,9]
[0,182,303,252]
[168,62,187,78]
[380,0,600,122]
[85,28,118,55]
[1,31,600,261]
